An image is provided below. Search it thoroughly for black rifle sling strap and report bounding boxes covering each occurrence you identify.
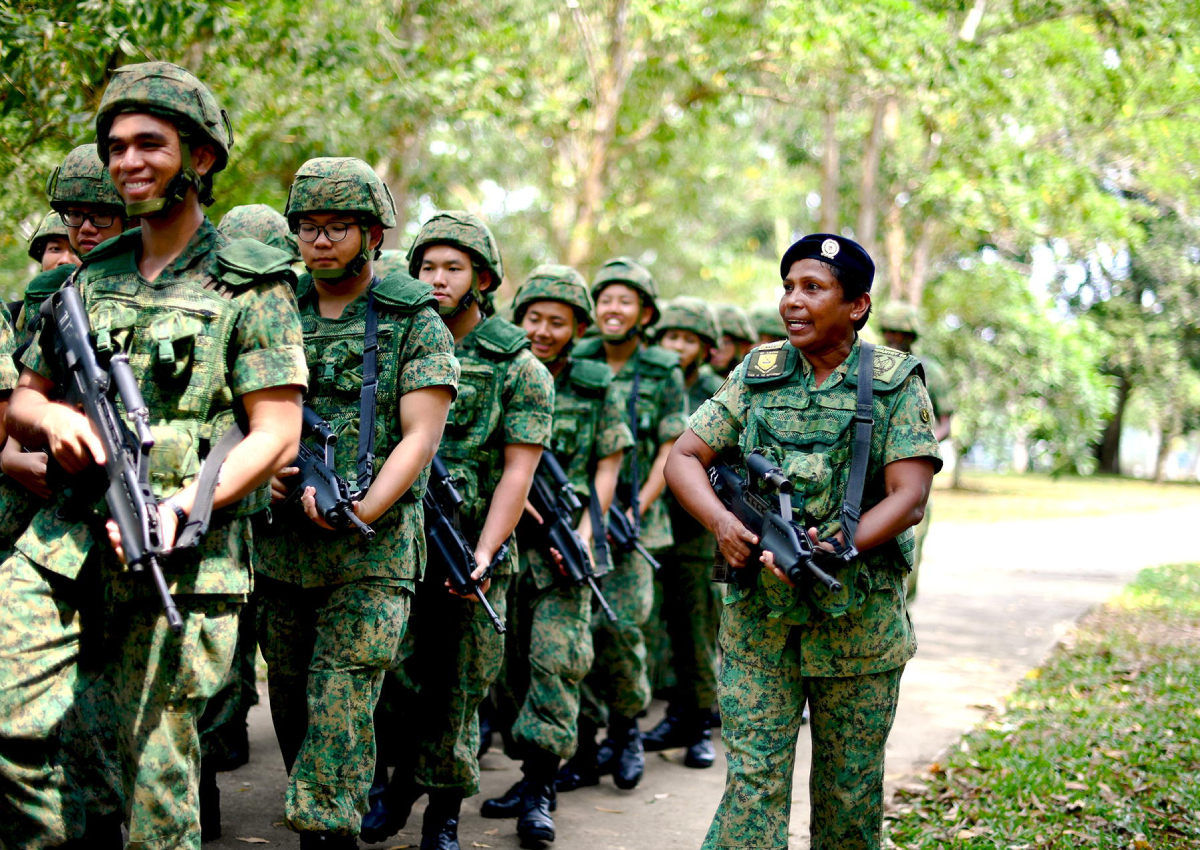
[839,342,876,550]
[175,423,244,549]
[587,478,612,572]
[626,363,642,535]
[355,283,380,497]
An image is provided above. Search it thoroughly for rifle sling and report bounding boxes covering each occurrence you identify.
[626,364,641,535]
[839,341,875,549]
[174,422,244,550]
[587,477,611,572]
[355,284,380,496]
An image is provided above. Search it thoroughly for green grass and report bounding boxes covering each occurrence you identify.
[886,562,1200,849]
[935,471,1200,524]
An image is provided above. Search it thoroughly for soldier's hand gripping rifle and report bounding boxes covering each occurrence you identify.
[423,454,506,634]
[708,450,843,592]
[283,407,375,539]
[605,502,661,572]
[524,451,617,622]
[39,283,183,632]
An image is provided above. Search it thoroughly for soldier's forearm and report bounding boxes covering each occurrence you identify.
[637,439,675,513]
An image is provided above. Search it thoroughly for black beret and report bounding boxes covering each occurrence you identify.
[779,233,874,292]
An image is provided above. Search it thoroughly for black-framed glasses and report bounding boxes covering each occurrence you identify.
[60,210,118,229]
[296,221,354,243]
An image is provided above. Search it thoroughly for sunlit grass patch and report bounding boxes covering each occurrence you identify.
[886,563,1200,849]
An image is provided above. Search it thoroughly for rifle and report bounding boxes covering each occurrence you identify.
[708,450,843,592]
[282,407,375,539]
[423,454,506,634]
[39,283,183,632]
[606,501,661,572]
[523,451,617,622]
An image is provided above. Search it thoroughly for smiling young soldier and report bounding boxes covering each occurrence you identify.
[554,258,687,792]
[362,212,553,850]
[643,296,725,769]
[0,62,307,850]
[26,209,79,273]
[479,265,631,844]
[248,158,458,849]
[664,234,941,850]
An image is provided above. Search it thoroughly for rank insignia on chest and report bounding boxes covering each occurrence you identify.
[748,346,788,378]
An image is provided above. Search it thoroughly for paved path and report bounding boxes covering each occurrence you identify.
[208,505,1200,849]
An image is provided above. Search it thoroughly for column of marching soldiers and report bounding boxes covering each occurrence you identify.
[0,62,797,850]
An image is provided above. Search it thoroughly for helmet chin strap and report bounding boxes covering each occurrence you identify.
[308,225,372,283]
[601,323,642,344]
[124,141,212,218]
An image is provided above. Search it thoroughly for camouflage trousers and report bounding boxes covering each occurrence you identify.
[198,594,259,765]
[703,608,904,850]
[0,551,240,850]
[256,577,410,835]
[581,549,654,725]
[384,570,510,796]
[653,550,721,712]
[496,568,594,760]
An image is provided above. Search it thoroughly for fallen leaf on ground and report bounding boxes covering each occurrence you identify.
[484,828,499,834]
[471,844,491,848]
[235,840,270,846]
[595,806,624,813]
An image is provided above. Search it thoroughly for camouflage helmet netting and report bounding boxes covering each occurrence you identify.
[653,296,721,346]
[406,210,504,283]
[28,209,71,261]
[590,256,661,325]
[512,264,594,323]
[750,305,786,339]
[877,301,921,336]
[219,204,300,261]
[715,303,756,343]
[46,144,123,211]
[285,158,397,229]
[96,61,233,171]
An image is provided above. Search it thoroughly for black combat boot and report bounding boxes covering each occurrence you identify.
[684,727,716,769]
[360,777,423,844]
[420,788,463,850]
[555,718,600,792]
[200,759,221,842]
[607,713,644,790]
[513,747,559,844]
[641,706,687,752]
[481,780,558,818]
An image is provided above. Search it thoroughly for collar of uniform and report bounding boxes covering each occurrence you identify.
[798,335,861,391]
[159,217,218,278]
[297,277,369,322]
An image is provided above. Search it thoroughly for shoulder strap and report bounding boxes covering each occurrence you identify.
[355,282,381,496]
[587,477,612,573]
[840,342,875,549]
[174,422,244,549]
[626,365,642,534]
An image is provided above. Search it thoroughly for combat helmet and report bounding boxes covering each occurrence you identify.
[590,256,660,341]
[750,305,786,341]
[653,296,721,348]
[715,303,755,344]
[512,264,594,325]
[95,61,234,216]
[878,301,921,337]
[407,211,503,317]
[286,157,396,282]
[27,209,72,262]
[46,144,124,212]
[219,204,299,262]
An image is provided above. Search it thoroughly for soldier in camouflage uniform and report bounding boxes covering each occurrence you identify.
[251,158,458,849]
[878,302,953,602]
[664,234,941,850]
[219,203,301,263]
[27,209,79,272]
[555,258,687,793]
[0,62,307,850]
[709,303,755,376]
[362,211,553,850]
[750,303,787,345]
[642,297,724,769]
[479,265,632,844]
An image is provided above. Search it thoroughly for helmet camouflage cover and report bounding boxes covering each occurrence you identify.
[750,304,786,340]
[28,209,71,261]
[512,264,594,324]
[715,303,755,343]
[878,301,921,336]
[406,210,503,282]
[590,256,660,325]
[95,61,233,172]
[653,296,721,347]
[46,144,123,211]
[285,157,397,229]
[219,204,300,261]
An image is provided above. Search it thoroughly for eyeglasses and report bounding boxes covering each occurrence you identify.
[296,221,356,243]
[60,210,119,229]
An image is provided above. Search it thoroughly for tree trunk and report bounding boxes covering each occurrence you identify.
[884,201,905,301]
[1096,372,1131,474]
[907,217,936,305]
[855,96,889,256]
[819,98,840,233]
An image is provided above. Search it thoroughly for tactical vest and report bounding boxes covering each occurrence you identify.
[297,271,439,520]
[75,228,294,515]
[738,340,924,619]
[439,316,531,535]
[551,357,615,496]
